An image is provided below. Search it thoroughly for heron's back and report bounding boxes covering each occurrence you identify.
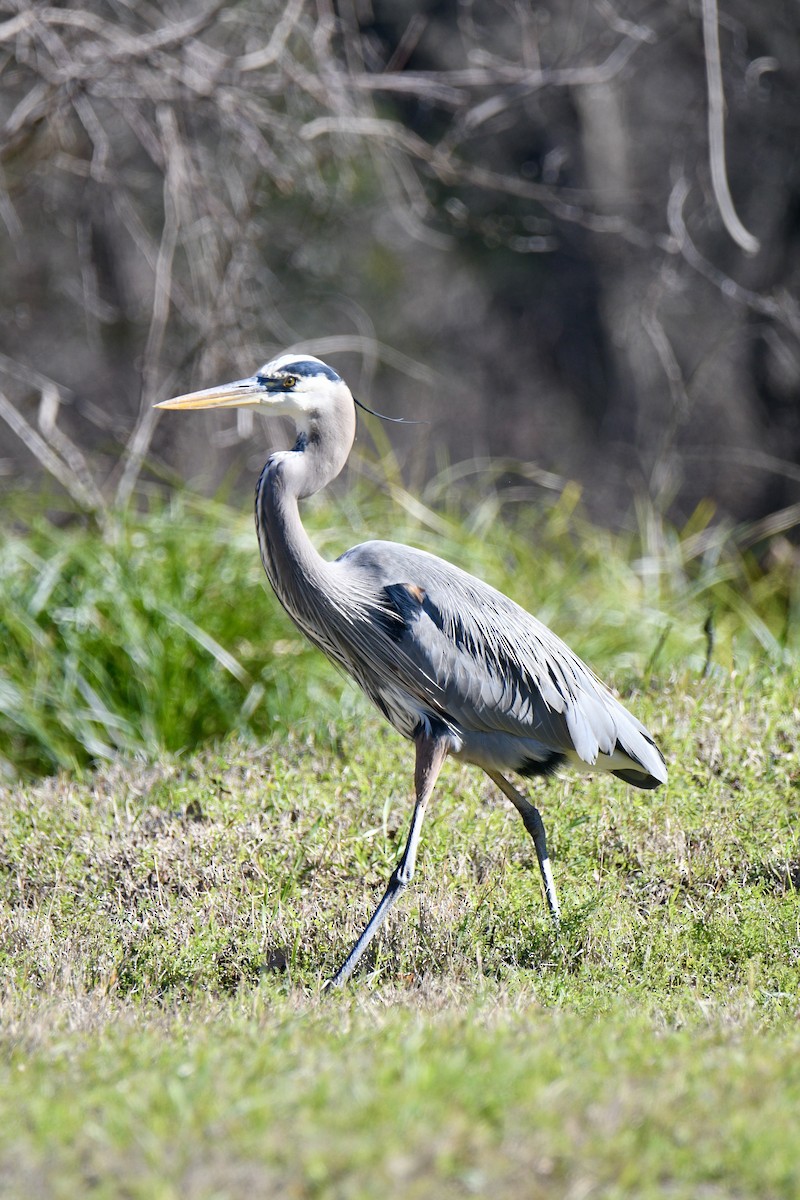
[330,540,666,789]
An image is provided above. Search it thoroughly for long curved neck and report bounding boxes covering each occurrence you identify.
[254,400,356,630]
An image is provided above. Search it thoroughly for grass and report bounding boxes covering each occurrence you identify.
[1,673,799,1196]
[0,470,797,777]
[1,474,800,1195]
[0,490,331,776]
[3,999,800,1198]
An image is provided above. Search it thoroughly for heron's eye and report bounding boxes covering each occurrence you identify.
[282,375,297,390]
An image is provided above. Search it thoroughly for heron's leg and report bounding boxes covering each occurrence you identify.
[486,769,561,928]
[326,733,449,990]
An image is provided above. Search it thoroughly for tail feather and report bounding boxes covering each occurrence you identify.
[611,728,667,789]
[611,766,664,790]
[606,694,668,789]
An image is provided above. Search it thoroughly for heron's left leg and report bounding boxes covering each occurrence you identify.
[326,733,449,990]
[485,769,560,927]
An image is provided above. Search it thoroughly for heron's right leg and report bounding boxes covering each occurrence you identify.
[326,733,449,990]
[486,769,560,928]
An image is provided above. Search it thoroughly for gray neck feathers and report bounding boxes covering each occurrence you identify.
[254,396,356,635]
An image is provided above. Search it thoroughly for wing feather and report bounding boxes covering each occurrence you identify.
[332,540,664,784]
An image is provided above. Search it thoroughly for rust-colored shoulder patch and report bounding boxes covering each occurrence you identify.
[402,583,427,604]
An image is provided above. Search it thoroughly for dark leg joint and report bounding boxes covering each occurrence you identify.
[392,863,413,889]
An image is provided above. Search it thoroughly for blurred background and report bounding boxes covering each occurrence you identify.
[1,0,799,525]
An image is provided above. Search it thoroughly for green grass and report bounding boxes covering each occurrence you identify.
[1,665,797,1003]
[2,665,800,1195]
[3,1000,800,1198]
[0,472,797,777]
[0,491,334,776]
[1,478,800,1195]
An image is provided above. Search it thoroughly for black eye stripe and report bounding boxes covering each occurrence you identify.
[279,359,340,381]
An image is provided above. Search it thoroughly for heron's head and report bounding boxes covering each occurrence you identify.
[155,353,355,435]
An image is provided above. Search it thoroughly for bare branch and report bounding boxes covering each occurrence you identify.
[37,384,106,514]
[235,0,307,73]
[35,4,227,66]
[701,0,760,255]
[1,0,794,525]
[0,13,34,43]
[383,13,428,74]
[667,177,797,328]
[0,389,104,516]
[114,106,184,508]
[641,307,690,420]
[349,73,465,108]
[593,0,657,46]
[347,33,646,116]
[685,446,800,490]
[738,501,800,547]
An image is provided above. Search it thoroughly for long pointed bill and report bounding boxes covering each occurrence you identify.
[154,377,266,410]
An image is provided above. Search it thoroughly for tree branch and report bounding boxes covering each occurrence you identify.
[701,0,760,255]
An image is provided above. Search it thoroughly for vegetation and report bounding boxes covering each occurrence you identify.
[1,483,799,1195]
[2,2,798,1191]
[1,469,796,777]
[3,1,800,524]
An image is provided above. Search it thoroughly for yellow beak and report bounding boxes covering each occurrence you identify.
[154,378,266,410]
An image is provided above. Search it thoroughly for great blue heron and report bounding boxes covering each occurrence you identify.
[156,353,667,987]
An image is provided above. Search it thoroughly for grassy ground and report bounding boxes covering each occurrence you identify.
[1,480,799,1195]
[2,670,799,1196]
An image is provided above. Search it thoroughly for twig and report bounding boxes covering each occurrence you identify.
[301,115,654,244]
[667,177,795,326]
[115,107,183,508]
[383,13,428,74]
[235,0,307,73]
[347,37,645,94]
[449,161,653,245]
[593,0,657,46]
[33,4,227,66]
[0,388,103,516]
[0,13,34,43]
[349,73,465,108]
[683,446,800,489]
[37,383,106,514]
[641,305,690,420]
[456,35,645,138]
[738,501,800,548]
[700,0,760,255]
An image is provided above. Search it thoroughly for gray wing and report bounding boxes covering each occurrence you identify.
[334,540,666,782]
